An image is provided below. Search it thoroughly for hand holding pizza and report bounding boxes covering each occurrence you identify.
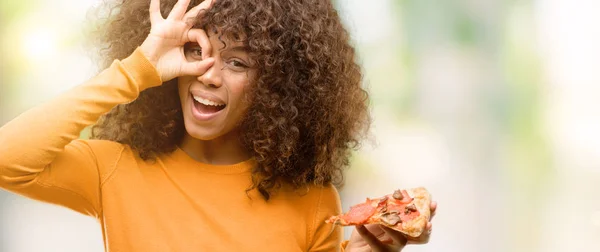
[327,188,437,251]
[347,202,436,251]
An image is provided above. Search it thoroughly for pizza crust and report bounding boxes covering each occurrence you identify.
[396,187,431,237]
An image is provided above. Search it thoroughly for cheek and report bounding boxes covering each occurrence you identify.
[177,77,193,100]
[226,74,252,105]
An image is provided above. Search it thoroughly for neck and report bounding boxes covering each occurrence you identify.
[178,130,251,165]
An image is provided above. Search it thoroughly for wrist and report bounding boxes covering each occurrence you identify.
[139,40,160,67]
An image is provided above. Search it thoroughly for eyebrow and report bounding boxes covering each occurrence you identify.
[221,45,248,53]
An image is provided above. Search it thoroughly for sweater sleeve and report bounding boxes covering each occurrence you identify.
[308,184,344,252]
[0,48,162,217]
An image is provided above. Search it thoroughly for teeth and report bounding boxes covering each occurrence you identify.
[193,96,225,107]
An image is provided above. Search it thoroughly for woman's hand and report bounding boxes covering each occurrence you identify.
[140,0,215,82]
[345,202,437,252]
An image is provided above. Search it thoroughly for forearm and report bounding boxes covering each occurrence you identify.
[0,48,161,185]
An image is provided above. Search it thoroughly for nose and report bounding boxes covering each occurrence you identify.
[197,60,222,88]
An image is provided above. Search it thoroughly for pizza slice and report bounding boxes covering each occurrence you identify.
[326,187,431,237]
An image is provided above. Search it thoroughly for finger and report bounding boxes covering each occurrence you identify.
[430,201,437,219]
[184,0,215,20]
[356,225,389,252]
[380,226,408,249]
[150,0,163,23]
[187,29,212,59]
[168,0,191,20]
[180,58,215,77]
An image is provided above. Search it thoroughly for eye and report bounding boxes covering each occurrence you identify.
[191,48,202,57]
[226,59,249,70]
[230,60,247,68]
[184,43,203,60]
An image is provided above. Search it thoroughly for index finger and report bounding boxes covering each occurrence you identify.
[187,28,212,59]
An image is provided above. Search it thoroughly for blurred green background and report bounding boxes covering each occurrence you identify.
[1,0,599,251]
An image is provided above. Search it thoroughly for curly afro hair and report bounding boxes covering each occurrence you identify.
[89,0,370,200]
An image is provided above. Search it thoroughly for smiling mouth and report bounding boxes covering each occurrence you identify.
[192,95,226,114]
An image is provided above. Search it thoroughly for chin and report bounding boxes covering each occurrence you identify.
[183,120,223,141]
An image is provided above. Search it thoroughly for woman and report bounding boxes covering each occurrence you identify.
[0,0,435,251]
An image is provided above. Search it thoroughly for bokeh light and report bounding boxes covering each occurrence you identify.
[21,28,59,61]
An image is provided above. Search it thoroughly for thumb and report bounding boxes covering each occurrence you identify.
[180,58,214,76]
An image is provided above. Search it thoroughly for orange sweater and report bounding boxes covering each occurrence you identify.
[0,48,343,251]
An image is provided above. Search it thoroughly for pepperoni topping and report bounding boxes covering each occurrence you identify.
[399,207,420,222]
[340,201,378,225]
[331,190,422,227]
[384,193,420,223]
